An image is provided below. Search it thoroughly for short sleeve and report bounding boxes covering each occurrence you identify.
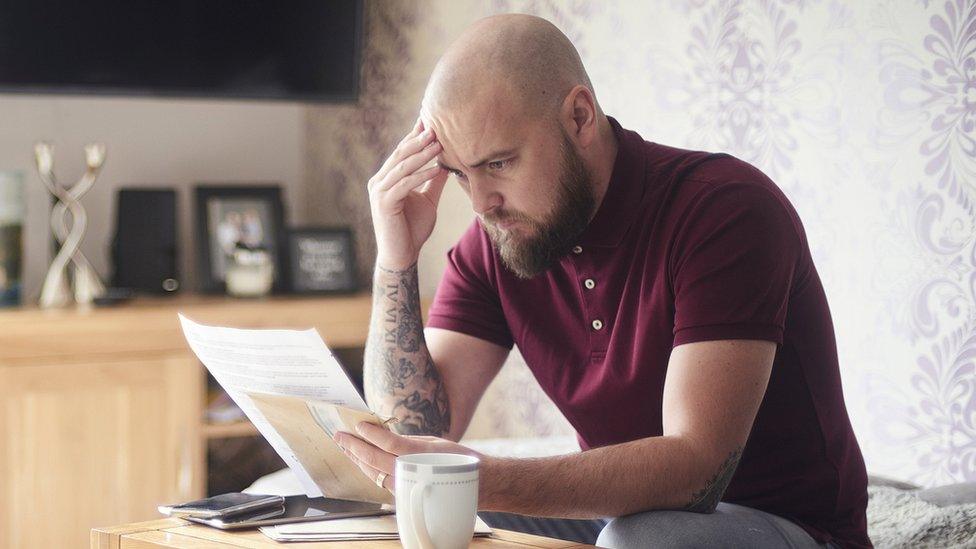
[426,222,514,349]
[670,182,801,347]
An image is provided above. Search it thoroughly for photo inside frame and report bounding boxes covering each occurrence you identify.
[207,198,277,281]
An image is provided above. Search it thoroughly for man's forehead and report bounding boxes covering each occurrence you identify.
[424,101,527,168]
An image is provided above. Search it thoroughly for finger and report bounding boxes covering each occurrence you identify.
[384,165,444,202]
[345,450,394,491]
[405,435,446,443]
[378,125,437,178]
[386,165,443,200]
[419,168,450,205]
[355,422,422,455]
[374,119,424,178]
[376,141,442,193]
[336,431,397,474]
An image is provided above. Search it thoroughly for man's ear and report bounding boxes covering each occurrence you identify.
[560,85,598,148]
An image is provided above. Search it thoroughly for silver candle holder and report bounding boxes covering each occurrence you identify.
[34,142,107,307]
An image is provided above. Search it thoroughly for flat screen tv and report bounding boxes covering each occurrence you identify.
[0,0,363,102]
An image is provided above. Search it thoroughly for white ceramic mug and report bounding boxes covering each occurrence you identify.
[395,453,480,549]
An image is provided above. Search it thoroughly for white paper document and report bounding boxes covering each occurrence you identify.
[259,515,492,542]
[178,314,369,497]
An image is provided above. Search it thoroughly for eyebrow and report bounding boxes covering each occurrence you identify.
[438,148,518,174]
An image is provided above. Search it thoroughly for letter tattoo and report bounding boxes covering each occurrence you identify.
[364,263,451,436]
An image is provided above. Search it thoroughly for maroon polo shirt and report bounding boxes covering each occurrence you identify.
[427,117,870,548]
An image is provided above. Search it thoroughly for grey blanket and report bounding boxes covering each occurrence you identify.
[868,485,976,548]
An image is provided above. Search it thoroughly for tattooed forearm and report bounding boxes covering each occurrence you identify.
[364,263,451,437]
[682,447,743,513]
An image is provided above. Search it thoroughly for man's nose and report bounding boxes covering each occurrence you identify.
[469,178,502,216]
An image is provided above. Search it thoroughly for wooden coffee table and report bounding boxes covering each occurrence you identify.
[91,517,596,548]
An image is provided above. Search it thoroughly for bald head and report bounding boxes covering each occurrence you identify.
[423,14,597,121]
[417,14,618,280]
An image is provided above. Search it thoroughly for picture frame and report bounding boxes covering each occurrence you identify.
[194,185,286,294]
[284,227,358,294]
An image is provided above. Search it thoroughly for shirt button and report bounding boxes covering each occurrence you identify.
[584,278,596,289]
[591,319,604,330]
[572,245,583,254]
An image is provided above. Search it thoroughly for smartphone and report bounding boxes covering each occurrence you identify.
[184,495,393,530]
[158,493,285,519]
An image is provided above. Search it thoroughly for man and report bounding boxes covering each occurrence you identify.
[333,13,871,549]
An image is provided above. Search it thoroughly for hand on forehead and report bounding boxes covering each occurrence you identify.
[420,93,536,177]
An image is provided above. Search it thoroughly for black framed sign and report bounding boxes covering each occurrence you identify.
[285,227,357,294]
[194,185,286,293]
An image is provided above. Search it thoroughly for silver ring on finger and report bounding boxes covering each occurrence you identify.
[375,471,388,489]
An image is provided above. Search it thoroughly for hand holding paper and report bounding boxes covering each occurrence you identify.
[249,393,395,504]
[178,314,481,507]
[178,314,388,501]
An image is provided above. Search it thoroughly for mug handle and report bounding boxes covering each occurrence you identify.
[409,480,435,549]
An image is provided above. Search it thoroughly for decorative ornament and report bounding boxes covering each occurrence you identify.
[34,142,107,307]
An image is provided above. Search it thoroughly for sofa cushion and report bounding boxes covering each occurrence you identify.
[916,482,976,507]
[867,474,921,491]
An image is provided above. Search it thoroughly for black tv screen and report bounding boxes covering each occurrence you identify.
[0,0,362,102]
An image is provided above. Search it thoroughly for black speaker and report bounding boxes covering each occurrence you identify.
[111,188,180,294]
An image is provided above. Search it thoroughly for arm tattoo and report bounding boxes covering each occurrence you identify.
[682,446,743,513]
[364,263,451,437]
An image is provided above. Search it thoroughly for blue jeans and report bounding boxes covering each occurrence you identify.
[481,502,836,548]
[598,502,834,548]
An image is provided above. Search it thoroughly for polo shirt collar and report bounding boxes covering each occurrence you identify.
[577,115,647,248]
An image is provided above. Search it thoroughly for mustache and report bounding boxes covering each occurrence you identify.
[480,208,534,226]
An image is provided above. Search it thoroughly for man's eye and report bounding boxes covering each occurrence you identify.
[487,159,507,170]
[450,169,467,180]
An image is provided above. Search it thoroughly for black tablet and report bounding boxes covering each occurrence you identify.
[185,495,393,530]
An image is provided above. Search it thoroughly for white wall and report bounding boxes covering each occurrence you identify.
[0,94,306,300]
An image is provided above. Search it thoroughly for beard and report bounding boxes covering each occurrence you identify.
[480,132,596,279]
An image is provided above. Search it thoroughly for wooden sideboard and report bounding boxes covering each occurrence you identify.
[0,294,376,549]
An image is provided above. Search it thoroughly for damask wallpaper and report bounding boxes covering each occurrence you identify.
[304,0,976,486]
